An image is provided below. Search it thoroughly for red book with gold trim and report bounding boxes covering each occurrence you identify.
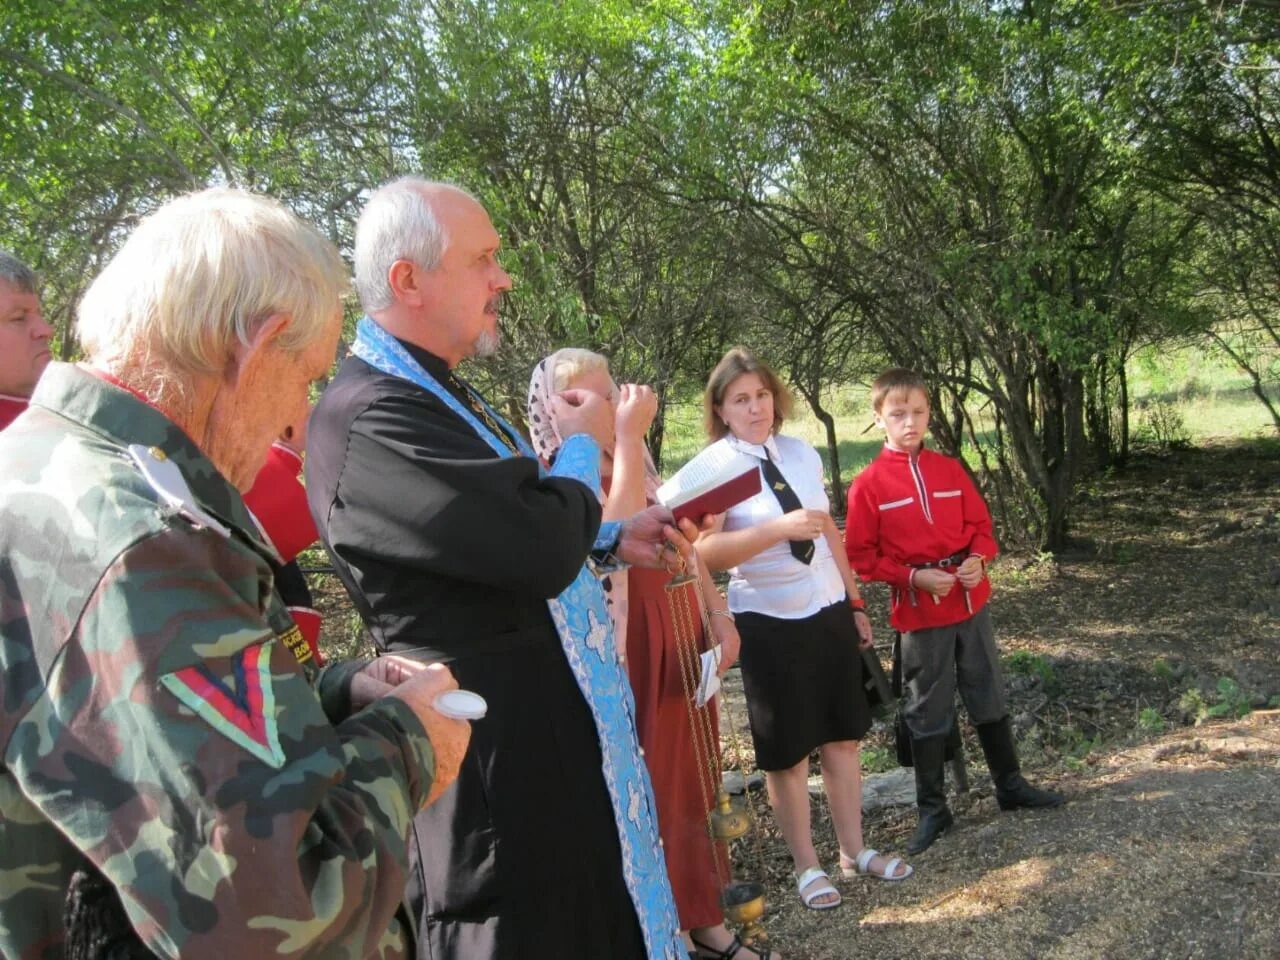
[656,447,762,523]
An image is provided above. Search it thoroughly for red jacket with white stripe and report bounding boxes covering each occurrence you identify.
[845,445,999,632]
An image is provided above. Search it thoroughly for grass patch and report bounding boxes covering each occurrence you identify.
[655,347,1276,476]
[860,743,898,774]
[1005,650,1058,693]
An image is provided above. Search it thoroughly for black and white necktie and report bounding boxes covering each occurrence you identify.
[761,450,814,565]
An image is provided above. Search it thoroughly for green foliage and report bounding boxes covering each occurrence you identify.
[1179,687,1209,722]
[1180,677,1254,724]
[1151,657,1175,684]
[1134,401,1192,451]
[1137,707,1165,734]
[1205,677,1253,720]
[1,0,1276,517]
[1006,650,1058,694]
[1061,726,1101,770]
[860,744,897,775]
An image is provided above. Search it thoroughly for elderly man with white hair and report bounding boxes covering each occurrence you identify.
[0,188,472,960]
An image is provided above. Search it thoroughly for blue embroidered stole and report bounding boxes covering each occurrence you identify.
[351,317,681,959]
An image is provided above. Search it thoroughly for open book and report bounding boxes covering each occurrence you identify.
[696,645,722,707]
[656,446,762,524]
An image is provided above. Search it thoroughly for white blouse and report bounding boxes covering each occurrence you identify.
[716,434,846,619]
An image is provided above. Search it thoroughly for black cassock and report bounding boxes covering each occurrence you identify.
[306,341,647,960]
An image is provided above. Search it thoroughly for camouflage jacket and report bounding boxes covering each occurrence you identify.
[0,364,435,960]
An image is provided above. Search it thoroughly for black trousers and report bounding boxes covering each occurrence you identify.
[900,606,1008,739]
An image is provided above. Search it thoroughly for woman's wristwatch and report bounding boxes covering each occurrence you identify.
[849,596,867,614]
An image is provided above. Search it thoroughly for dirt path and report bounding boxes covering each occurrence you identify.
[311,439,1280,959]
[716,441,1280,959]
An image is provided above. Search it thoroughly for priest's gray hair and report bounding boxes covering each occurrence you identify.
[76,188,345,376]
[354,177,476,312]
[0,251,37,293]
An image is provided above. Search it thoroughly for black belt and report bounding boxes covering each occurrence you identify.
[911,551,968,570]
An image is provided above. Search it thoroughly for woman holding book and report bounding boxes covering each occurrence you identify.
[529,349,775,960]
[694,347,912,913]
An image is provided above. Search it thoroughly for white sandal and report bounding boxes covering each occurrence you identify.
[839,847,913,882]
[795,865,841,910]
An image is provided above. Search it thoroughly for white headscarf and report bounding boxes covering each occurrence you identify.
[527,349,662,658]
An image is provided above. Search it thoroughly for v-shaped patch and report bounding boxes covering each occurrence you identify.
[160,640,285,768]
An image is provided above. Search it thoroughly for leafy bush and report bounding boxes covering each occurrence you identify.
[1134,401,1191,451]
[860,744,897,774]
[1179,677,1252,724]
[1006,650,1058,693]
[1205,677,1252,720]
[1138,707,1165,734]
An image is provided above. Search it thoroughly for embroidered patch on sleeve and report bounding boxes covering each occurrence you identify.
[278,621,313,665]
[160,640,285,768]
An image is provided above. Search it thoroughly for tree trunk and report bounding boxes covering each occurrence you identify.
[816,405,844,516]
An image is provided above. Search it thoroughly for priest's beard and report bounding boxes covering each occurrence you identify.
[475,329,500,358]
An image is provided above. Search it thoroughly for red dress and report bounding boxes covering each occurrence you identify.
[625,564,730,930]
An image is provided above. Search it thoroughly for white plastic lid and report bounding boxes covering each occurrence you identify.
[434,689,488,720]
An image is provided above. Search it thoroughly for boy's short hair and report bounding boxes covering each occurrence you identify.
[871,367,929,413]
[703,346,791,441]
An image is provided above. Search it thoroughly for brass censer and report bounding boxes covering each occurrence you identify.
[666,565,768,945]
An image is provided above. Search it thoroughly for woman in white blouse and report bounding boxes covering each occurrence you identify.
[696,347,912,913]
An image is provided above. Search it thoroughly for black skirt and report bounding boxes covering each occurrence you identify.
[735,600,871,771]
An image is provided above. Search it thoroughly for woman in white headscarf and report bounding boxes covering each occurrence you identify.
[529,350,776,960]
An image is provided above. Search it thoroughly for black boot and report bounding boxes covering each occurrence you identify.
[976,717,1065,811]
[906,733,953,854]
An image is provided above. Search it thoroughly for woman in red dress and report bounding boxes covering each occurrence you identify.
[529,350,777,960]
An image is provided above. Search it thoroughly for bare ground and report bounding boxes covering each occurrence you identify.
[715,440,1280,960]
[313,438,1280,960]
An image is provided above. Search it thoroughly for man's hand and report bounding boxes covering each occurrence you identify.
[616,505,706,569]
[553,388,614,450]
[386,663,473,809]
[914,568,957,598]
[615,383,657,444]
[955,555,986,589]
[349,655,429,710]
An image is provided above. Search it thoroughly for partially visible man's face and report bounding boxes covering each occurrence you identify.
[209,308,342,492]
[421,191,512,367]
[0,278,52,397]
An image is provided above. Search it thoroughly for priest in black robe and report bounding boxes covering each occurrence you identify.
[306,178,690,960]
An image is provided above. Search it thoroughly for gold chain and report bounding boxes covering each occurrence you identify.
[451,375,520,454]
[667,573,729,895]
[665,568,769,939]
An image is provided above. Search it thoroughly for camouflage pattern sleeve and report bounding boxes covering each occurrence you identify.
[2,524,435,960]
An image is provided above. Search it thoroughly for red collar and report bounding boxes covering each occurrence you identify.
[879,442,928,463]
[80,365,200,447]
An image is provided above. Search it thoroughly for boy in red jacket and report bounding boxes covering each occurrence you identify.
[845,368,1062,854]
